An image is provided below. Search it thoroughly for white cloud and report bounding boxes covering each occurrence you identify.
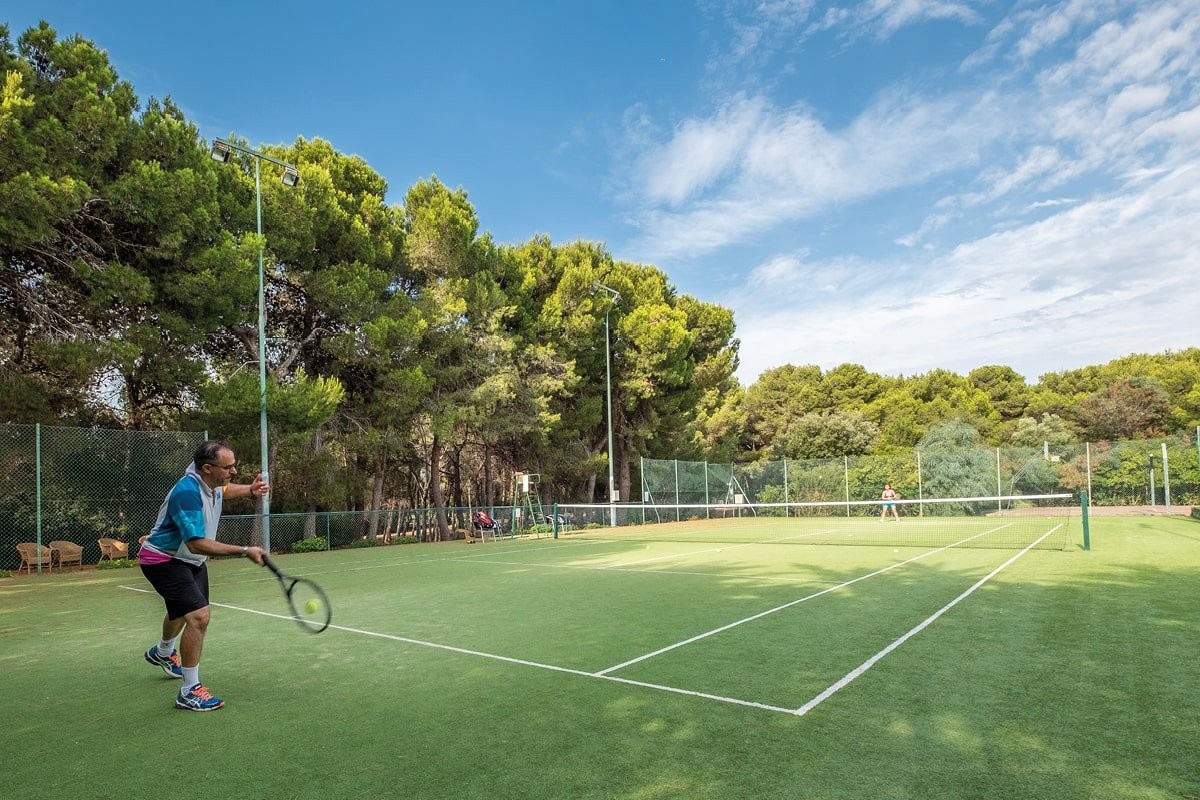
[617,1,1200,382]
[1137,104,1200,143]
[1014,0,1120,61]
[747,251,808,286]
[731,162,1200,381]
[627,90,996,259]
[895,211,955,247]
[638,96,766,206]
[1042,2,1200,91]
[705,0,985,78]
[864,0,984,39]
[803,0,986,42]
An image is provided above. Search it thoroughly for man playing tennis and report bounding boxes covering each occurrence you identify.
[139,440,268,711]
[880,483,900,521]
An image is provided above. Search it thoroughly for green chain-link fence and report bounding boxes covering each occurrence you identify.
[1,424,207,573]
[641,433,1200,509]
[5,423,1198,573]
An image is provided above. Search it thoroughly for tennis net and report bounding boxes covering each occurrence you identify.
[550,493,1080,550]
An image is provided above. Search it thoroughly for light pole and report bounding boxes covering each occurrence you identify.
[210,138,299,553]
[593,282,620,526]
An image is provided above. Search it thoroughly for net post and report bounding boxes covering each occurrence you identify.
[552,503,559,539]
[1080,490,1091,551]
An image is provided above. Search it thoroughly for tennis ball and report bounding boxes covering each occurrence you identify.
[305,599,320,614]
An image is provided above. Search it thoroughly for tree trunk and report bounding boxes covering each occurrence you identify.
[367,453,385,540]
[430,433,449,540]
[304,427,322,541]
[482,443,493,506]
[620,445,633,505]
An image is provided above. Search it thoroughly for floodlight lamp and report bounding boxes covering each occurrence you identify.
[210,141,234,163]
[280,166,300,187]
[593,282,620,302]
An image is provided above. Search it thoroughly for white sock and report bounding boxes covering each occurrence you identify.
[157,637,177,656]
[182,666,200,689]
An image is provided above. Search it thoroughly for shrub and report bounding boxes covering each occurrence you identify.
[393,535,418,545]
[97,558,137,570]
[348,538,379,548]
[0,569,10,578]
[292,537,328,553]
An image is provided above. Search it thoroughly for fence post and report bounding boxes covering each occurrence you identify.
[1162,442,1171,512]
[35,423,43,573]
[1149,456,1156,506]
[916,449,924,517]
[782,460,792,515]
[844,456,850,517]
[675,459,681,522]
[1086,442,1092,502]
[1080,490,1091,551]
[996,448,1003,511]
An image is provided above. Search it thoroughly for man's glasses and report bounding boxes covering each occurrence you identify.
[206,462,238,472]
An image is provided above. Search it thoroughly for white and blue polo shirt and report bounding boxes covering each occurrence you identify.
[138,464,225,566]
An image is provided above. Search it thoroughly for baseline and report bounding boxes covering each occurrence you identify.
[116,584,798,715]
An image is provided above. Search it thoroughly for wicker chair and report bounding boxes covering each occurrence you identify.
[49,540,83,571]
[16,543,55,575]
[97,537,129,563]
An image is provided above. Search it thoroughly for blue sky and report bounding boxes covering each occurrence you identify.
[8,1,1200,385]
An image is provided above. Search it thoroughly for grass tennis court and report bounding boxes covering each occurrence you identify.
[3,514,1198,799]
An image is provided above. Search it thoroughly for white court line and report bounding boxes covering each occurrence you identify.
[117,522,1056,718]
[595,523,1014,676]
[117,584,797,714]
[792,523,1062,716]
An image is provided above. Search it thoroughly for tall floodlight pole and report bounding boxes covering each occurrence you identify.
[593,283,620,526]
[210,138,300,553]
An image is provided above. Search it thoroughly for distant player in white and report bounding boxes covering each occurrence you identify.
[880,483,900,521]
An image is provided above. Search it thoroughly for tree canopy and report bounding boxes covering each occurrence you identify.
[3,22,1197,524]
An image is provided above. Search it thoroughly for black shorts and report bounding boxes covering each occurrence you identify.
[141,559,210,620]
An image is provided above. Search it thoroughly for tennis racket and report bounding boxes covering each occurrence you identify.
[262,555,332,634]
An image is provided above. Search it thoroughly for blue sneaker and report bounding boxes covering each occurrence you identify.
[145,647,183,678]
[175,683,224,711]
